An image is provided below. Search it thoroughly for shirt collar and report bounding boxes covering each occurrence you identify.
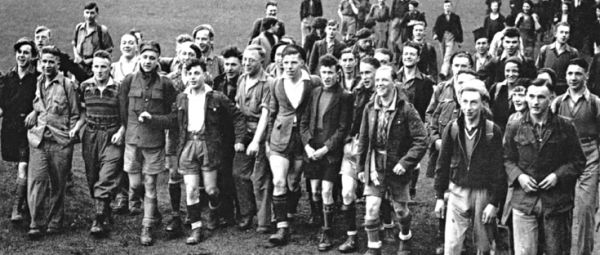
[374,89,397,111]
[397,66,425,81]
[500,51,524,61]
[11,63,36,76]
[562,87,591,102]
[185,84,212,96]
[40,72,65,86]
[549,42,574,54]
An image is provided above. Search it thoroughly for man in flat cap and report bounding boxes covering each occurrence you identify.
[304,17,328,61]
[473,27,493,72]
[118,40,177,246]
[352,28,375,61]
[3,37,39,224]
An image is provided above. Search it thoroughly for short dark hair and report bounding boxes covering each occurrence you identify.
[84,2,98,12]
[409,0,419,7]
[503,27,520,39]
[185,58,207,73]
[222,46,243,61]
[326,19,339,28]
[451,51,474,67]
[270,41,290,62]
[262,17,279,31]
[568,58,589,71]
[528,78,555,95]
[93,50,111,61]
[504,56,522,70]
[40,45,62,58]
[281,44,306,62]
[505,15,516,27]
[266,1,277,8]
[403,41,422,56]
[319,54,339,69]
[360,57,381,69]
[375,48,393,61]
[176,34,193,44]
[522,0,533,7]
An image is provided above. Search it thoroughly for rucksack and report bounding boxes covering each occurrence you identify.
[74,23,108,50]
[551,93,599,117]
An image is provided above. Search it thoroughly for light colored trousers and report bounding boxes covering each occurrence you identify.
[439,31,456,77]
[572,140,599,255]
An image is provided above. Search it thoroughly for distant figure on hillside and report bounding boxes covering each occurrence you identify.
[250,1,286,42]
[300,0,323,46]
[72,2,114,77]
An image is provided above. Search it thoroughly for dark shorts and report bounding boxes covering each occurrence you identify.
[269,128,304,161]
[123,144,166,175]
[305,158,341,183]
[1,120,29,162]
[364,175,410,203]
[178,139,217,175]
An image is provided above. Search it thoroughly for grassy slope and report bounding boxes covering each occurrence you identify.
[0,0,493,254]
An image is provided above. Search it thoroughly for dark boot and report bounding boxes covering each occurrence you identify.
[398,214,413,255]
[309,200,322,226]
[338,235,357,253]
[409,165,419,200]
[238,215,253,230]
[10,179,27,223]
[90,199,107,236]
[186,227,203,245]
[364,249,382,255]
[129,185,144,216]
[206,201,220,230]
[166,184,183,234]
[140,226,153,246]
[318,229,333,251]
[186,203,204,245]
[268,227,289,245]
[365,219,382,255]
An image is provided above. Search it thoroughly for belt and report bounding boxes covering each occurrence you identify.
[245,116,260,123]
[580,137,597,144]
[186,131,206,140]
[87,123,119,130]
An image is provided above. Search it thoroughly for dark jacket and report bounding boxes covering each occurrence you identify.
[250,18,286,41]
[300,84,353,163]
[176,90,246,168]
[433,12,463,43]
[213,73,239,101]
[435,115,506,207]
[504,111,585,215]
[300,0,323,20]
[349,82,374,138]
[489,81,514,131]
[396,67,435,121]
[395,41,438,80]
[304,32,325,60]
[267,73,321,152]
[309,39,346,74]
[356,88,428,185]
[588,53,600,97]
[119,70,177,148]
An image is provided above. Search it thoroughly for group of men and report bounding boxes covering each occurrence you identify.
[3,0,600,255]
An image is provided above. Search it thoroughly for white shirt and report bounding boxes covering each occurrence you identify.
[185,84,213,132]
[283,69,310,109]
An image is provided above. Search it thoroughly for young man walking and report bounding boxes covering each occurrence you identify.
[72,2,114,76]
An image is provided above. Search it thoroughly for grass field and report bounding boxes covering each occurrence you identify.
[0,0,499,254]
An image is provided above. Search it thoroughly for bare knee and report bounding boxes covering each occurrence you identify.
[273,178,287,195]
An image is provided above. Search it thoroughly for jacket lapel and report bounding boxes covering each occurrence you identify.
[323,86,342,116]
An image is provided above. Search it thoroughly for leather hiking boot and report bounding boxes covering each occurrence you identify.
[317,230,333,251]
[186,227,203,245]
[268,227,289,246]
[364,248,381,255]
[383,227,396,243]
[338,235,357,253]
[206,209,218,230]
[129,201,143,216]
[10,202,24,223]
[90,214,106,236]
[140,226,153,246]
[27,228,43,240]
[237,215,253,230]
[165,215,183,234]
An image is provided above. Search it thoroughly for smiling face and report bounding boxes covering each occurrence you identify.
[40,53,59,78]
[266,5,278,17]
[177,44,197,63]
[504,62,520,84]
[194,30,212,53]
[139,50,159,72]
[566,64,586,91]
[402,46,419,68]
[282,53,303,80]
[511,87,527,112]
[374,68,395,98]
[460,90,483,122]
[120,34,138,57]
[502,36,519,55]
[475,38,489,54]
[242,49,261,76]
[16,44,34,68]
[185,65,206,90]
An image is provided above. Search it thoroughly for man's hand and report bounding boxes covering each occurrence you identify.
[24,111,37,128]
[538,173,558,190]
[435,139,442,151]
[234,143,246,152]
[433,34,438,41]
[313,147,329,160]
[358,172,366,183]
[481,204,498,224]
[370,170,380,186]
[434,199,445,219]
[138,111,152,123]
[74,55,83,64]
[305,144,316,160]
[0,108,3,118]
[111,129,124,145]
[68,128,79,138]
[246,141,259,156]
[518,174,538,193]
[392,163,406,175]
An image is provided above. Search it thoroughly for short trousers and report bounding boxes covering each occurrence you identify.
[269,128,304,161]
[123,144,166,175]
[339,138,359,179]
[364,175,410,203]
[1,129,29,162]
[305,158,341,183]
[178,139,216,175]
